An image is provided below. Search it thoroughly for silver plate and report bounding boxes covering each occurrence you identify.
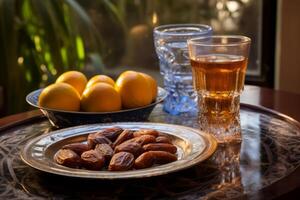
[20,122,217,179]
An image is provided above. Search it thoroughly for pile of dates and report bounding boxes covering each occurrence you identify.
[54,127,178,171]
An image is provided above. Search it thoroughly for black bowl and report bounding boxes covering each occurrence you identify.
[26,87,167,128]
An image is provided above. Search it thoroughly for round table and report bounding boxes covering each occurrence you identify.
[0,85,300,199]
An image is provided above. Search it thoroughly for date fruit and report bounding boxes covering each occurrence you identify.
[143,143,177,154]
[96,127,123,142]
[81,150,105,170]
[87,134,112,149]
[95,143,114,160]
[152,151,177,164]
[54,149,81,168]
[128,135,156,146]
[134,152,155,169]
[54,127,178,171]
[114,141,143,157]
[134,151,177,169]
[156,136,172,144]
[62,143,90,155]
[108,152,134,171]
[133,129,159,137]
[113,129,134,147]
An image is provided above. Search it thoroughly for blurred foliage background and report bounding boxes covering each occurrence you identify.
[0,0,259,116]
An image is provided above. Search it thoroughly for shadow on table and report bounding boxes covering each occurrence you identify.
[21,161,227,199]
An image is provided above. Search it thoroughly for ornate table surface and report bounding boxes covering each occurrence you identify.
[0,86,300,199]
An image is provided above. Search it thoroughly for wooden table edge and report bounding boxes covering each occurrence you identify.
[0,109,43,131]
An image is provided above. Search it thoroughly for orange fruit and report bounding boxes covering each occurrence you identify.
[56,71,87,95]
[115,71,152,109]
[81,83,121,112]
[86,75,115,88]
[139,72,158,102]
[38,83,80,111]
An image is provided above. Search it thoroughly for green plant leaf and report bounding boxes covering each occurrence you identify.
[66,0,103,51]
[102,0,127,31]
[1,0,105,115]
[0,0,27,113]
[65,0,92,26]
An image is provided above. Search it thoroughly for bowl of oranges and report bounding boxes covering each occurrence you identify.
[26,70,167,128]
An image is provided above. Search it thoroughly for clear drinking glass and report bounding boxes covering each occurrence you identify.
[153,24,212,115]
[187,36,251,143]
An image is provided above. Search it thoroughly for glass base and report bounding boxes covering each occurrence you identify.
[198,93,242,144]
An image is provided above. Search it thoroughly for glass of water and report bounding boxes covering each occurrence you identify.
[153,24,212,115]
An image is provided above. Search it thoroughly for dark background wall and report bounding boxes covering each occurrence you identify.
[276,0,300,94]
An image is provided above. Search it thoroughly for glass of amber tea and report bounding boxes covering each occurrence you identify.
[187,36,251,143]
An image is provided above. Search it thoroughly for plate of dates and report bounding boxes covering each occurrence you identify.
[21,122,217,179]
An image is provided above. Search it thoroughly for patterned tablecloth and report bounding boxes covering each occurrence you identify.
[0,104,300,199]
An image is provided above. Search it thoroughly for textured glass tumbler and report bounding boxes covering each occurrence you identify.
[153,24,212,115]
[188,36,251,143]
